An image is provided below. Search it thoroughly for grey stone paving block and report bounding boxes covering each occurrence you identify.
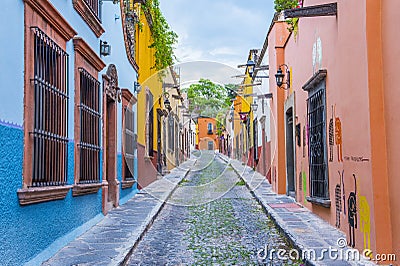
[217,154,377,266]
[43,159,197,266]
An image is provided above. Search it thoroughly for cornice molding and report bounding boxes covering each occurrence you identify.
[120,1,139,71]
[122,88,137,104]
[24,0,77,41]
[302,69,327,92]
[284,3,337,19]
[73,37,106,72]
[73,0,105,37]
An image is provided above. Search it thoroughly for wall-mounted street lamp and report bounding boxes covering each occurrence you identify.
[133,81,141,93]
[275,64,290,90]
[163,92,171,111]
[250,101,258,112]
[246,59,256,77]
[100,40,111,57]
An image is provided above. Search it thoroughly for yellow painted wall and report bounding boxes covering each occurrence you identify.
[136,5,162,151]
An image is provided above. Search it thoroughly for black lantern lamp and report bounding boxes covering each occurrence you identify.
[275,64,290,90]
[100,40,111,56]
[246,59,256,78]
[163,92,171,111]
[250,100,258,112]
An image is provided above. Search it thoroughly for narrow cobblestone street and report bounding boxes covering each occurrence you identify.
[127,151,297,265]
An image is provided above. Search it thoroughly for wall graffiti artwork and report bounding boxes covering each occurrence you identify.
[302,125,306,158]
[299,171,302,190]
[335,109,343,162]
[359,195,371,252]
[335,170,343,228]
[302,171,307,204]
[347,174,357,248]
[329,105,335,162]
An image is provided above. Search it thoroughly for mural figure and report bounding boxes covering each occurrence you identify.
[342,170,346,217]
[302,171,307,204]
[303,125,306,158]
[329,105,335,162]
[347,174,357,248]
[299,172,302,190]
[335,170,343,228]
[335,108,343,162]
[360,196,371,251]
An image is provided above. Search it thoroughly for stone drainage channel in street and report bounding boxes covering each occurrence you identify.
[127,151,301,265]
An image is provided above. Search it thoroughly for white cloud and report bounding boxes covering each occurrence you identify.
[160,0,275,70]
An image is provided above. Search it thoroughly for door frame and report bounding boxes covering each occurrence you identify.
[284,92,297,198]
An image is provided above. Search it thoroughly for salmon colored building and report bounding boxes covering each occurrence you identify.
[197,117,219,151]
[267,0,399,260]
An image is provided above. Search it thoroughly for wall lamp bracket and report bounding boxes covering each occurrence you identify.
[275,64,290,90]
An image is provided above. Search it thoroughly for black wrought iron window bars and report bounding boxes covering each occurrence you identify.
[31,27,69,187]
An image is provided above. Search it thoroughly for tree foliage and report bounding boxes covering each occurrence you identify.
[184,79,236,118]
[142,0,178,70]
[274,0,298,12]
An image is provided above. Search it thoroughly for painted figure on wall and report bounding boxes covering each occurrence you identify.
[359,196,371,252]
[299,172,302,191]
[335,170,343,228]
[303,125,306,158]
[335,108,343,162]
[302,171,307,204]
[329,105,335,162]
[348,174,357,248]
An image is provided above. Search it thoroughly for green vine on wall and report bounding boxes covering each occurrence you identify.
[141,0,178,71]
[274,0,300,39]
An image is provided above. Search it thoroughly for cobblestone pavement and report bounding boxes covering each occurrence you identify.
[127,151,298,265]
[42,160,195,266]
[218,154,376,266]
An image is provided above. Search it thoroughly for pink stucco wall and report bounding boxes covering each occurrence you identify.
[268,0,398,258]
[382,0,400,256]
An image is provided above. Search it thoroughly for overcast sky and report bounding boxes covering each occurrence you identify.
[160,0,275,70]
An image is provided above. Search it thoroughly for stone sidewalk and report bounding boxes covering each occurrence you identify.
[218,153,376,266]
[42,159,196,266]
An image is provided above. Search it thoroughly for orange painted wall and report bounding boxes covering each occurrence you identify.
[198,117,218,150]
[381,0,400,258]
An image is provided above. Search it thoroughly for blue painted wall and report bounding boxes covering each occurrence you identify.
[0,0,24,125]
[0,1,139,264]
[0,123,102,265]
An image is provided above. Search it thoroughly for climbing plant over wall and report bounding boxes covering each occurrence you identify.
[274,0,301,39]
[142,0,178,70]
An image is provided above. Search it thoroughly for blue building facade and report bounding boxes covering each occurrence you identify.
[0,0,139,264]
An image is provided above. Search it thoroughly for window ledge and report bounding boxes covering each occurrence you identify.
[306,196,331,208]
[122,179,137,189]
[73,0,105,37]
[17,185,72,205]
[72,183,102,196]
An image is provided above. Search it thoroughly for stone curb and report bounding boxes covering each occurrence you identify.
[43,159,196,266]
[218,154,376,266]
[117,159,196,266]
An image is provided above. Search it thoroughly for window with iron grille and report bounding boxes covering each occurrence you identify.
[146,91,154,156]
[31,27,69,187]
[78,68,101,184]
[307,80,329,199]
[253,118,258,161]
[84,0,100,20]
[168,114,175,151]
[207,123,213,134]
[124,107,135,180]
